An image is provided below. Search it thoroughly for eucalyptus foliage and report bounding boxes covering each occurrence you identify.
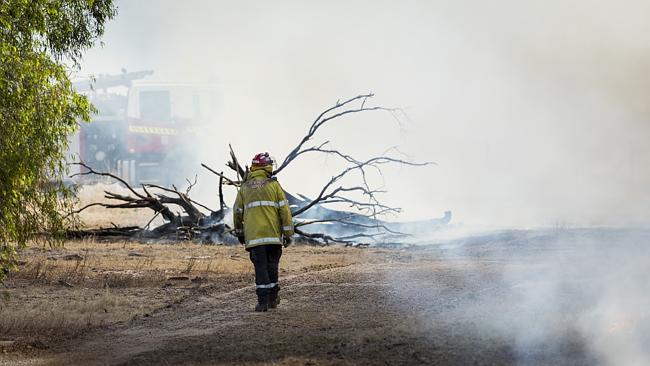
[0,0,116,281]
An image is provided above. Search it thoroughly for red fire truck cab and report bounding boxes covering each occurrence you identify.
[71,70,217,186]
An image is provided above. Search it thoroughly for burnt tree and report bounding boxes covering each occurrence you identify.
[203,94,433,245]
[71,94,432,246]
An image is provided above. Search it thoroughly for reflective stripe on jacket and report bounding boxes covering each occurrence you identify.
[233,165,294,249]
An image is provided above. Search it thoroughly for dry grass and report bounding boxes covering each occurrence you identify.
[0,239,385,342]
[12,240,380,285]
[0,289,132,337]
[15,242,235,285]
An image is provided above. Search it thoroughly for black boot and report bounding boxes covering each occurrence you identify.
[269,286,280,309]
[255,290,269,312]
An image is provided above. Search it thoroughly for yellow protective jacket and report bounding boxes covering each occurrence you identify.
[233,165,294,249]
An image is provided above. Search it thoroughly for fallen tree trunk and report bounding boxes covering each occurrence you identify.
[69,162,233,243]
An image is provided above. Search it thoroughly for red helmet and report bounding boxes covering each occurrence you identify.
[251,152,274,167]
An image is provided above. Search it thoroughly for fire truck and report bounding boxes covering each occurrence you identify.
[70,70,217,186]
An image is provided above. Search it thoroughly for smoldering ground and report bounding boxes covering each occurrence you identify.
[385,228,650,365]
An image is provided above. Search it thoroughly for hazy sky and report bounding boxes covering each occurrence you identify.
[79,0,650,227]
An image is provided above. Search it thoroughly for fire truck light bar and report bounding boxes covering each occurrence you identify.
[128,125,178,135]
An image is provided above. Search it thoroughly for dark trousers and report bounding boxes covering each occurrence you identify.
[248,245,282,296]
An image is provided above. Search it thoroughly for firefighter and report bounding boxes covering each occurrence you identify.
[233,152,294,312]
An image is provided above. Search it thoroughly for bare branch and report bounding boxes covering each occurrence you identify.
[143,184,203,224]
[335,233,381,242]
[294,227,353,246]
[275,94,387,175]
[143,183,180,195]
[143,211,161,230]
[201,163,239,186]
[69,202,111,215]
[228,144,246,181]
[70,162,144,199]
[185,175,198,194]
[296,216,407,236]
[294,215,356,227]
[218,173,225,212]
[291,154,428,217]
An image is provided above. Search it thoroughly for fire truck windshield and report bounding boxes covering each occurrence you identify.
[139,90,171,123]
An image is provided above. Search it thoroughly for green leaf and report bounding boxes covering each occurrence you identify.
[0,0,116,281]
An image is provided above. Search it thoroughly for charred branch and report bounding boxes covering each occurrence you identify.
[275,94,392,175]
[143,183,204,224]
[65,226,142,239]
[294,228,353,246]
[201,163,240,186]
[71,188,176,222]
[68,162,233,243]
[296,216,407,236]
[228,144,247,181]
[271,94,433,244]
[218,174,225,212]
[291,155,430,218]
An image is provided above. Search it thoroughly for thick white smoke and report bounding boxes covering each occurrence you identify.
[388,228,650,365]
[79,0,650,227]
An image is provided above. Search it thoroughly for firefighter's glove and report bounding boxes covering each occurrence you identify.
[237,236,246,245]
[283,236,293,248]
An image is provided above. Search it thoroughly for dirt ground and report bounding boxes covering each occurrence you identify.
[1,228,647,365]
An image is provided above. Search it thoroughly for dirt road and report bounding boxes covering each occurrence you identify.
[30,261,517,366]
[4,228,648,365]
